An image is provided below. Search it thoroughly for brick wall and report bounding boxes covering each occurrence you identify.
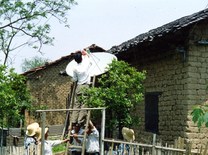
[132,48,187,144]
[131,22,208,150]
[25,59,72,126]
[184,21,208,149]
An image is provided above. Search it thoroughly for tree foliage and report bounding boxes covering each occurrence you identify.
[21,56,50,72]
[0,0,76,65]
[81,60,146,137]
[0,65,32,127]
[191,101,208,130]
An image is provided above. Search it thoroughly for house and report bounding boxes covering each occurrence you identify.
[22,44,105,126]
[108,8,208,149]
[23,8,208,150]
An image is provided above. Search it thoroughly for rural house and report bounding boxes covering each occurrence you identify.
[22,8,208,150]
[108,8,208,149]
[22,44,105,126]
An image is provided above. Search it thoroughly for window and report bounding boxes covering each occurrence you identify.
[145,92,159,133]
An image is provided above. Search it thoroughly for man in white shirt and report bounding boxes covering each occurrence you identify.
[85,121,100,155]
[71,50,92,126]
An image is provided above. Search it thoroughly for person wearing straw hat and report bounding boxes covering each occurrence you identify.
[24,122,39,154]
[117,127,135,155]
[122,127,135,142]
[37,127,70,155]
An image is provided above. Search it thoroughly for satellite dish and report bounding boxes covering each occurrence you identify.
[66,52,117,77]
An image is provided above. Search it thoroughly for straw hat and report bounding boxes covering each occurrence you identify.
[36,127,49,141]
[26,122,39,137]
[122,127,135,142]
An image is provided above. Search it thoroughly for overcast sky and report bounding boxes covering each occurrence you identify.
[9,0,208,73]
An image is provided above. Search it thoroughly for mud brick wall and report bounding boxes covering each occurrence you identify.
[132,48,187,144]
[131,22,208,150]
[25,58,72,126]
[184,22,208,149]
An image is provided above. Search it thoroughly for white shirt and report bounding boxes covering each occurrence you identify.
[43,140,62,155]
[73,55,92,85]
[86,128,100,153]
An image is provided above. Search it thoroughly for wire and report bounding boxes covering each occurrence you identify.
[87,50,103,75]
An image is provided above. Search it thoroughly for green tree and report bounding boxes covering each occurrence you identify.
[0,0,76,65]
[81,60,146,138]
[21,56,50,72]
[0,65,32,127]
[191,101,208,129]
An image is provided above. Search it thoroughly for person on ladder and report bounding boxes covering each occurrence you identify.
[71,49,92,128]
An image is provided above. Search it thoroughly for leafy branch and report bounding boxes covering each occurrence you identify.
[0,0,77,65]
[80,60,146,138]
[191,102,208,130]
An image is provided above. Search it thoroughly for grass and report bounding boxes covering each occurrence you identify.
[53,143,66,153]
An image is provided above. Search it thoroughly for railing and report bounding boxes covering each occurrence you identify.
[0,144,40,155]
[1,138,207,155]
[103,137,208,155]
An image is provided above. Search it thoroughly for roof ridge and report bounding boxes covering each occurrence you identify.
[109,8,208,53]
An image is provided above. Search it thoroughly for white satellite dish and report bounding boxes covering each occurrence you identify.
[66,52,117,77]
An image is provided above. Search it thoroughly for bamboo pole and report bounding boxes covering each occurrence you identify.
[81,110,91,155]
[65,82,77,155]
[61,83,75,140]
[41,112,46,155]
[36,107,105,112]
[152,134,156,155]
[100,108,106,155]
[202,141,208,155]
[185,141,192,155]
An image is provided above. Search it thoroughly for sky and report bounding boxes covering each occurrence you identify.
[8,0,208,73]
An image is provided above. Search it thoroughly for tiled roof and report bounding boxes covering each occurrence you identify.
[108,8,208,54]
[22,44,105,75]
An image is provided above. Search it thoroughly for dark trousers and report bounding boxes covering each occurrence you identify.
[86,152,100,155]
[71,151,81,155]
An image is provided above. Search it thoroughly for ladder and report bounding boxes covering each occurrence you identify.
[66,110,91,155]
[64,76,96,155]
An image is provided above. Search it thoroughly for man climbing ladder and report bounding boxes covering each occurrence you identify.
[64,48,117,155]
[65,49,93,155]
[71,49,92,126]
